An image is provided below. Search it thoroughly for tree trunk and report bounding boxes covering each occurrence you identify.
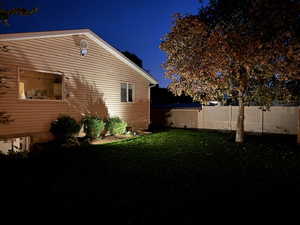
[235,97,245,143]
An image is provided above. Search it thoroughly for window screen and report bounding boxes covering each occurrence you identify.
[121,83,134,102]
[128,84,133,102]
[121,83,127,102]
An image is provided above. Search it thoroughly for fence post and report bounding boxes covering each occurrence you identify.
[197,108,201,129]
[229,106,232,131]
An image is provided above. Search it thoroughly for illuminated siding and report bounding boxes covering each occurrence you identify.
[0,34,151,139]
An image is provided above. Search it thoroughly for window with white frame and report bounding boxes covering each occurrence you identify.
[121,82,134,102]
[19,70,63,100]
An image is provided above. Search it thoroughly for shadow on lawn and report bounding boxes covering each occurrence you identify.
[201,129,298,146]
[1,129,300,219]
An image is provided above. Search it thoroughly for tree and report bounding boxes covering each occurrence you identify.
[0,2,37,124]
[151,85,196,105]
[160,0,300,143]
[122,51,143,68]
[0,3,37,25]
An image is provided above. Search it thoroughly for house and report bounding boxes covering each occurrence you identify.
[0,29,158,152]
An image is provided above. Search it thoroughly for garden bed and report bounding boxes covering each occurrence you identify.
[90,134,134,145]
[89,130,152,145]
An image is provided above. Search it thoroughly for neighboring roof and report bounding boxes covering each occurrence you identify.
[0,29,158,85]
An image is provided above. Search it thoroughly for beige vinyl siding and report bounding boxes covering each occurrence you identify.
[0,35,150,139]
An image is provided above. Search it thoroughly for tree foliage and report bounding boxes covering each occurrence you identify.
[151,85,196,105]
[122,51,143,68]
[0,2,37,25]
[160,0,300,142]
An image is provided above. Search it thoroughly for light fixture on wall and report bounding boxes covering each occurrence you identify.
[80,39,88,56]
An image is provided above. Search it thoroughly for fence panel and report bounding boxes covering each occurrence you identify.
[152,106,299,135]
[200,106,231,130]
[262,107,298,134]
[244,107,263,133]
[167,109,198,128]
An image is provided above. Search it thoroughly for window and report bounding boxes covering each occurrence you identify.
[121,83,134,102]
[19,70,63,100]
[0,136,30,154]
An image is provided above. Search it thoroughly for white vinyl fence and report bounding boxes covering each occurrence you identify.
[165,106,300,135]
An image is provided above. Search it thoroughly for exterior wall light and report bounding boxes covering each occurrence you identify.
[80,39,88,56]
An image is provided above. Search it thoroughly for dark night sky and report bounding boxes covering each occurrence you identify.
[0,0,204,87]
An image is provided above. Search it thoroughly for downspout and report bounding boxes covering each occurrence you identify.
[148,83,157,127]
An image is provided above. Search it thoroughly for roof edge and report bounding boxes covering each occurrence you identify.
[0,29,90,41]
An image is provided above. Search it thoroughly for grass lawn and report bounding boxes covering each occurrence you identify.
[1,129,300,219]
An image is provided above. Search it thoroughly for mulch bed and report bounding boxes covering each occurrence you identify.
[90,130,152,145]
[90,135,133,145]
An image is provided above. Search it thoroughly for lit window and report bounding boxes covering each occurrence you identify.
[121,83,134,102]
[19,70,63,100]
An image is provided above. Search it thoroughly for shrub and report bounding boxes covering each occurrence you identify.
[50,115,81,140]
[82,116,106,139]
[61,136,80,148]
[106,117,127,135]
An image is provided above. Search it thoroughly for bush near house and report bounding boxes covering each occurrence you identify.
[106,117,127,135]
[50,115,81,140]
[82,116,106,140]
